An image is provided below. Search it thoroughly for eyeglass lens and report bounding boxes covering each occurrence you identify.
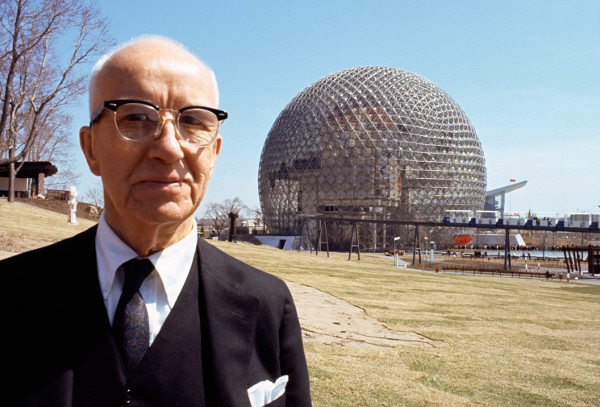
[114,103,219,145]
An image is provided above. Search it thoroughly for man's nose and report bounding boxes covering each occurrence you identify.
[148,117,185,162]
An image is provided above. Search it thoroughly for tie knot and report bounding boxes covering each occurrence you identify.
[121,258,154,291]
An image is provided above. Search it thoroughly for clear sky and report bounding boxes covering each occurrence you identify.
[68,0,600,218]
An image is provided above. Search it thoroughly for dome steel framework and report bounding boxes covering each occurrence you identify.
[258,66,486,234]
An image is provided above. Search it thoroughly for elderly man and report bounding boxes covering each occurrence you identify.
[3,37,311,407]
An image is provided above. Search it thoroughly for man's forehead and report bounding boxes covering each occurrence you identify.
[90,41,216,111]
[102,57,209,83]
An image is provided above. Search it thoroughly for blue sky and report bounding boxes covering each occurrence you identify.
[68,0,600,217]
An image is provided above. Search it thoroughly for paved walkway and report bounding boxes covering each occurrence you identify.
[288,282,435,348]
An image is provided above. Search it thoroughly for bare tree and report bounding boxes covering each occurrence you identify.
[203,202,228,239]
[247,206,265,234]
[26,109,79,189]
[82,179,103,208]
[44,167,78,190]
[203,197,247,240]
[26,110,71,161]
[0,0,112,201]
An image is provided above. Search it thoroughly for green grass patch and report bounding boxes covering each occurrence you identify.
[540,376,586,390]
[487,385,564,407]
[418,376,476,398]
[559,285,600,295]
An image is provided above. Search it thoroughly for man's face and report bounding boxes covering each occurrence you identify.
[80,45,221,234]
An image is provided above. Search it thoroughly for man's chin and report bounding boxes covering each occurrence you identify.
[133,201,196,226]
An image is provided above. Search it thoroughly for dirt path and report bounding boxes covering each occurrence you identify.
[287,282,434,348]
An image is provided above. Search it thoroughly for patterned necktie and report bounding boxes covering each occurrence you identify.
[113,258,154,373]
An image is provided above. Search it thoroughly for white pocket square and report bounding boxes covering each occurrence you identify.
[247,375,289,407]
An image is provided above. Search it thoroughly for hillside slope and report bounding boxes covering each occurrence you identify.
[0,200,97,258]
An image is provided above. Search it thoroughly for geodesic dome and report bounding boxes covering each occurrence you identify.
[258,66,486,234]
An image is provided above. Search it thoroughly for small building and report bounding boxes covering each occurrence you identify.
[0,161,57,197]
[196,218,217,237]
[241,218,265,234]
[471,232,526,248]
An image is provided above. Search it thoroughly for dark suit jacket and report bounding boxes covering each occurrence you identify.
[1,226,311,406]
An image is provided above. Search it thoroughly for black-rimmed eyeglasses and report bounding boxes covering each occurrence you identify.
[90,99,228,146]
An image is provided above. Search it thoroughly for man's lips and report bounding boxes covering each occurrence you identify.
[134,178,188,190]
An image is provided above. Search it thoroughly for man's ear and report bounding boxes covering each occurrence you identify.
[214,134,222,156]
[80,126,101,176]
[209,134,222,177]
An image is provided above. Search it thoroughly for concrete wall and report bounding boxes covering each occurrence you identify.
[254,235,307,251]
[0,177,27,192]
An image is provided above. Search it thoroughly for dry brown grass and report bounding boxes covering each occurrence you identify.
[0,200,96,256]
[2,202,599,406]
[212,241,600,407]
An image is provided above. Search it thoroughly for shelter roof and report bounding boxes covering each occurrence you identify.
[0,161,58,178]
[485,180,527,198]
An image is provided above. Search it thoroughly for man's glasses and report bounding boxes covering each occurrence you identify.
[90,99,228,146]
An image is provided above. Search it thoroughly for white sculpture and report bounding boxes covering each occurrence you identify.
[68,186,78,225]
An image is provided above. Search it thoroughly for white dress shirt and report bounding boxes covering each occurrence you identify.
[95,213,197,345]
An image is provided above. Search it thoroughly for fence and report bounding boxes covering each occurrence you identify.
[46,189,69,200]
[433,268,550,279]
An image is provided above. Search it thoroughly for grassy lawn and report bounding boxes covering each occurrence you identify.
[1,201,598,405]
[211,240,600,407]
[0,200,96,255]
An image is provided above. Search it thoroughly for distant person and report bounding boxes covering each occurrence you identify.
[2,36,310,406]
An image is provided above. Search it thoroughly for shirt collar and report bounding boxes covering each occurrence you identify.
[96,212,198,307]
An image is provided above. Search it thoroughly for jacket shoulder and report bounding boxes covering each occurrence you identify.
[197,238,291,298]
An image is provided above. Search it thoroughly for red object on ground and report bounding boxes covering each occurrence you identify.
[451,234,473,246]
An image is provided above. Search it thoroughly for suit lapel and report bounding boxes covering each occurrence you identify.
[197,239,259,406]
